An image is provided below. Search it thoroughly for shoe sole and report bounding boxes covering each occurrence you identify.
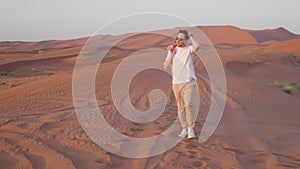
[188,136,196,139]
[178,135,187,138]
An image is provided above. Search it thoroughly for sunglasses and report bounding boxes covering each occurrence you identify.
[175,37,185,41]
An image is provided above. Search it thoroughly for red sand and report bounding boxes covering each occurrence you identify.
[0,26,300,169]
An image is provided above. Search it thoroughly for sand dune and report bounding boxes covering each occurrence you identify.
[0,26,300,169]
[268,38,300,53]
[198,26,258,45]
[248,27,300,43]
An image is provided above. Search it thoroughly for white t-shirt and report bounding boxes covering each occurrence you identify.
[165,45,196,84]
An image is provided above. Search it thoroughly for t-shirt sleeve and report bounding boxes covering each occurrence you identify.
[165,50,171,61]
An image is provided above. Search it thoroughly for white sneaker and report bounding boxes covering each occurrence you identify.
[188,128,195,139]
[178,129,188,138]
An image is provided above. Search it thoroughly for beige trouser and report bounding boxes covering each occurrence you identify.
[172,80,197,129]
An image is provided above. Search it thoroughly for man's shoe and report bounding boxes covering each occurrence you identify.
[178,129,188,138]
[188,128,195,139]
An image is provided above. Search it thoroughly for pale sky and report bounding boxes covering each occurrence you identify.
[0,0,299,41]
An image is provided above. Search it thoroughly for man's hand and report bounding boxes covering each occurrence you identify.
[167,44,176,51]
[167,44,177,55]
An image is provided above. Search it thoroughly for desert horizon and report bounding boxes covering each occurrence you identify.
[0,25,299,43]
[0,25,300,169]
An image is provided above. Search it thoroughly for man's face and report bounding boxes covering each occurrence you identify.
[176,33,187,47]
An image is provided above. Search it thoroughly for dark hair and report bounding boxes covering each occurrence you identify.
[178,30,189,40]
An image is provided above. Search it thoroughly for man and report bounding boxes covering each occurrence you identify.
[163,30,199,139]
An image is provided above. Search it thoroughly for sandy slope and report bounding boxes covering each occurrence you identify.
[0,26,300,169]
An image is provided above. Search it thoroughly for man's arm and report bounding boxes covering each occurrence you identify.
[189,35,199,53]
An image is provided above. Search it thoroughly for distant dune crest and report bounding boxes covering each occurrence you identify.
[198,25,258,45]
[248,27,300,43]
[0,26,299,48]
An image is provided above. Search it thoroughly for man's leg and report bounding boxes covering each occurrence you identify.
[172,84,186,129]
[182,80,197,138]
